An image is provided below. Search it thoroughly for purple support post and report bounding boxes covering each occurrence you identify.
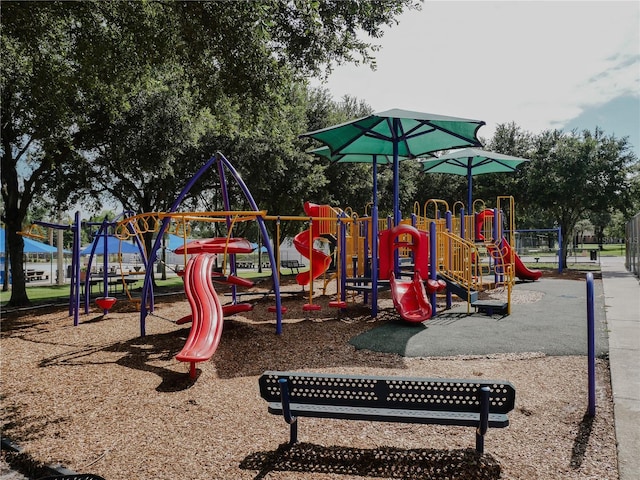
[493,208,501,284]
[361,217,369,290]
[587,272,596,416]
[558,227,563,274]
[410,214,417,274]
[370,158,379,317]
[217,159,239,305]
[339,213,347,304]
[72,211,81,326]
[371,208,379,317]
[429,221,437,314]
[445,211,453,309]
[101,221,109,306]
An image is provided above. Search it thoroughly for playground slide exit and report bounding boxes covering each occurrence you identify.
[477,209,542,281]
[389,272,433,323]
[293,202,332,286]
[176,253,223,378]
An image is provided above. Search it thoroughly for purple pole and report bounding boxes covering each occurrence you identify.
[371,159,379,317]
[429,221,437,314]
[587,272,596,416]
[445,211,452,309]
[558,227,563,274]
[72,211,81,325]
[493,208,500,284]
[339,214,347,304]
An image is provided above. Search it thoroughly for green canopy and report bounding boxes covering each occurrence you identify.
[310,146,411,164]
[420,148,530,208]
[301,108,485,225]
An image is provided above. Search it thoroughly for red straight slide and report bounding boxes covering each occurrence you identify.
[389,272,433,323]
[476,209,541,281]
[176,253,223,378]
[506,240,543,281]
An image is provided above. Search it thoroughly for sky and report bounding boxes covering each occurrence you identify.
[311,1,640,157]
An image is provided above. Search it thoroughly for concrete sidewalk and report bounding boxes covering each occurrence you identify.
[600,257,640,480]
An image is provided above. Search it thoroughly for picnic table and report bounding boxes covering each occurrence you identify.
[25,269,48,282]
[86,273,139,296]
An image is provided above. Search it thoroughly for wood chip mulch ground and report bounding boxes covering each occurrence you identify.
[1,273,618,479]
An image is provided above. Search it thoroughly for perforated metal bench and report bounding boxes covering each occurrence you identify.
[280,260,303,274]
[259,371,516,454]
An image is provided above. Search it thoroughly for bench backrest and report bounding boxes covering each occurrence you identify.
[259,371,515,414]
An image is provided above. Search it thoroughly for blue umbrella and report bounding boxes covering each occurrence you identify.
[250,242,268,253]
[166,234,188,252]
[0,226,59,254]
[80,235,140,255]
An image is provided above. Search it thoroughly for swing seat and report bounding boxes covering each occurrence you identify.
[95,297,117,310]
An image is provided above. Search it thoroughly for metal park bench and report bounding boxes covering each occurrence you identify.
[280,260,303,274]
[259,371,516,454]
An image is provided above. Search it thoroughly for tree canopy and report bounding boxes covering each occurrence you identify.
[1,0,418,305]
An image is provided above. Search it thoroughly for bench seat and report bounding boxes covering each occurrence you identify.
[266,402,510,427]
[259,371,515,454]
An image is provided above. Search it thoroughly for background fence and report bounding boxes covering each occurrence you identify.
[626,212,640,278]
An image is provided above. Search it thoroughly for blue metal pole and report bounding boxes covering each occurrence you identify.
[392,119,400,227]
[445,211,452,309]
[587,272,596,416]
[72,211,81,326]
[391,132,400,276]
[493,208,500,284]
[558,227,563,274]
[429,221,437,314]
[339,214,347,304]
[371,159,379,317]
[467,160,473,212]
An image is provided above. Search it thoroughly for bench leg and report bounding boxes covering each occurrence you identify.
[476,386,490,454]
[278,378,298,444]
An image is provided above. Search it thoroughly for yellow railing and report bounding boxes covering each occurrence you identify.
[436,231,483,294]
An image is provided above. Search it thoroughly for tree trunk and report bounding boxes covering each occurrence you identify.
[5,220,30,306]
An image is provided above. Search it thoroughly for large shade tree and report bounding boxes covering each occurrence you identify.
[525,127,637,267]
[1,0,419,306]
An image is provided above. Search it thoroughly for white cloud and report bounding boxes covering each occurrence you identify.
[312,1,640,139]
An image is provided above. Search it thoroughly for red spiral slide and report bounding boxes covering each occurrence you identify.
[293,202,332,286]
[176,253,223,378]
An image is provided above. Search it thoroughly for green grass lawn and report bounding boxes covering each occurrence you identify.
[1,271,280,306]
